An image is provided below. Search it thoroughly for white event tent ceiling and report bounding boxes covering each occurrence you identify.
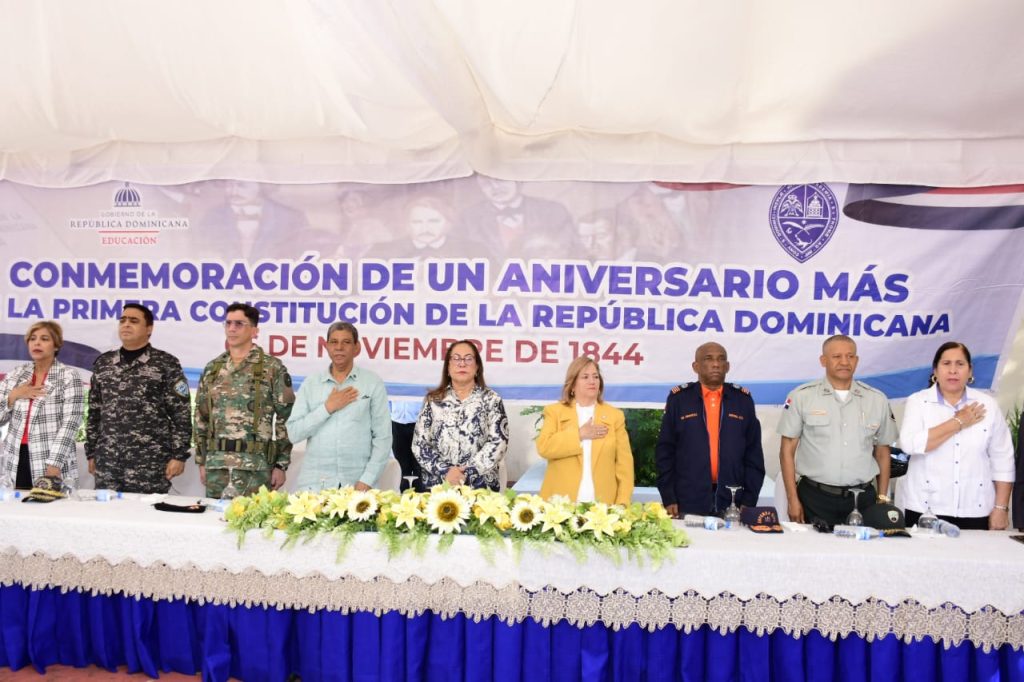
[1,0,1023,188]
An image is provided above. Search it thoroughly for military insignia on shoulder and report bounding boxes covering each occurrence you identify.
[284,372,293,388]
[671,383,692,394]
[731,383,750,395]
[174,380,190,397]
[855,379,882,396]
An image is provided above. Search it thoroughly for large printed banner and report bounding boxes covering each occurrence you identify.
[2,178,1024,406]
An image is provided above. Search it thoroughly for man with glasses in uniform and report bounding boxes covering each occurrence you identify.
[194,303,295,497]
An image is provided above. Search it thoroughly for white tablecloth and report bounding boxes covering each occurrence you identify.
[1,498,1022,650]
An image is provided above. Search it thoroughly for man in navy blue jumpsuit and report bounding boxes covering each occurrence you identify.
[655,342,765,518]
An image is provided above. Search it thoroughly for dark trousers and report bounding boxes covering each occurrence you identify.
[797,478,875,528]
[392,421,423,492]
[904,509,990,531]
[16,444,33,490]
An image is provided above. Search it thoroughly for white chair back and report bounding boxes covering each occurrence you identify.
[374,457,402,492]
[772,471,789,521]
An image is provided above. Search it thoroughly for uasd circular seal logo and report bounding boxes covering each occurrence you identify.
[769,184,840,262]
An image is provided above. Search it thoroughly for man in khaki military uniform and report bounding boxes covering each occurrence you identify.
[777,334,898,527]
[194,303,294,497]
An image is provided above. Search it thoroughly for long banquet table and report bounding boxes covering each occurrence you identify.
[1,498,1023,681]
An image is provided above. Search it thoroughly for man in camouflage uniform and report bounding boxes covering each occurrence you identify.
[86,303,193,493]
[194,302,294,497]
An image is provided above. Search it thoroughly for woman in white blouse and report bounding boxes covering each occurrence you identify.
[897,342,1014,530]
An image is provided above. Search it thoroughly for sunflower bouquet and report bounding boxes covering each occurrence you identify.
[225,485,689,565]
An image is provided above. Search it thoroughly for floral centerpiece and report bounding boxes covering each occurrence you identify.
[224,485,688,566]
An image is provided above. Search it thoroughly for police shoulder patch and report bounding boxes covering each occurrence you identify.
[174,380,190,397]
[855,379,883,395]
[731,383,750,395]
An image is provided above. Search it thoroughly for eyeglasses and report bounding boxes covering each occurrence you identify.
[223,320,253,329]
[450,355,476,366]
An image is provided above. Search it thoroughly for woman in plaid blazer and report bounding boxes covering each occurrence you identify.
[0,321,84,489]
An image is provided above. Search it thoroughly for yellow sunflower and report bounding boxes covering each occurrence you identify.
[425,489,470,534]
[510,499,542,532]
[346,490,379,521]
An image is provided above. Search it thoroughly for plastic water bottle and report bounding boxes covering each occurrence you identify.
[95,489,123,502]
[931,519,960,538]
[833,525,883,540]
[683,514,726,531]
[0,487,21,501]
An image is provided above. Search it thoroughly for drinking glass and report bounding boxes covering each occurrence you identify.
[918,485,939,530]
[724,485,743,529]
[220,467,239,500]
[845,487,865,526]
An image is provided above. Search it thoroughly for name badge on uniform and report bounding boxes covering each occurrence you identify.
[681,412,698,420]
[809,410,828,416]
[727,413,744,420]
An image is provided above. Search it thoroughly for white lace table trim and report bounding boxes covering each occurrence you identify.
[1,551,1020,653]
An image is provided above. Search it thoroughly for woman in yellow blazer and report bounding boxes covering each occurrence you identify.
[537,356,634,504]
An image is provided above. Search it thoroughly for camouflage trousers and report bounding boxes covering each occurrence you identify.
[205,466,272,499]
[94,458,173,495]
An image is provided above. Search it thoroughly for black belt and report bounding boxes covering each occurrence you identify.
[801,478,872,496]
[210,438,268,453]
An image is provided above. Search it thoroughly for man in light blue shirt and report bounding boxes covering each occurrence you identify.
[288,323,392,490]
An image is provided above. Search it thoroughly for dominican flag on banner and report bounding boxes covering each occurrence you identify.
[844,184,1024,231]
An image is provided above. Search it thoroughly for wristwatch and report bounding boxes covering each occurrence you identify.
[876,494,891,504]
[273,463,288,472]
